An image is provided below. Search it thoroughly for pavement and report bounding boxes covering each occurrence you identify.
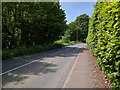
[64,46,94,88]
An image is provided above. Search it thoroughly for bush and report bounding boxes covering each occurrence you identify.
[86,1,120,88]
[3,45,55,60]
[2,40,80,60]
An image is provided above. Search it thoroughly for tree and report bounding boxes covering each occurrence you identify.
[62,14,89,42]
[74,14,89,42]
[2,2,67,49]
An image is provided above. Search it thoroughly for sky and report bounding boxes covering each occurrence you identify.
[60,2,97,24]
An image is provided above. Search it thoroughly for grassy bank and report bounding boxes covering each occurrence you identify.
[3,40,81,60]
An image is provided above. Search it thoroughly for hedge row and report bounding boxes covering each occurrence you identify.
[86,1,120,88]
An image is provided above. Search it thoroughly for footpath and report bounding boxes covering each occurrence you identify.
[64,45,110,88]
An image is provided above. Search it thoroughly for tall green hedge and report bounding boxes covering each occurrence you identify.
[86,1,120,88]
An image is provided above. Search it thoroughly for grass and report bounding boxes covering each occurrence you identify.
[2,40,83,60]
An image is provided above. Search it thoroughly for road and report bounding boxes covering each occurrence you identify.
[2,44,86,88]
[2,44,108,88]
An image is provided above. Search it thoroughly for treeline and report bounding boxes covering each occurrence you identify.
[86,1,120,88]
[2,2,90,60]
[62,14,89,43]
[2,2,67,50]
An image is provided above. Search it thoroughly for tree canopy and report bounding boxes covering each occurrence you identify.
[62,14,89,42]
[2,2,67,50]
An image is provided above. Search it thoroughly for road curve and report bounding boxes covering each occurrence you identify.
[2,44,86,88]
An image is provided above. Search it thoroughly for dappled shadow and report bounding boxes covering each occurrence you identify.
[79,48,88,53]
[2,44,88,87]
[2,61,57,87]
[2,44,87,72]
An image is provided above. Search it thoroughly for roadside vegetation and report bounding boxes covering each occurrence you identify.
[3,40,80,60]
[2,2,67,50]
[62,14,89,43]
[2,0,120,88]
[86,1,120,88]
[2,2,66,60]
[2,2,87,60]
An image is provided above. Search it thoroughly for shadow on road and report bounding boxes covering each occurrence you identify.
[3,61,57,87]
[2,44,87,87]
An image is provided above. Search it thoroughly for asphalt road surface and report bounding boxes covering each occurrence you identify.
[2,44,90,88]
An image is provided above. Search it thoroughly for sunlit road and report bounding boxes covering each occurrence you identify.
[2,44,87,88]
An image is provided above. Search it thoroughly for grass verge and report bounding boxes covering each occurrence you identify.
[2,40,82,60]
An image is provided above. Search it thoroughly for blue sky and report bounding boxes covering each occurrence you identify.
[60,2,97,24]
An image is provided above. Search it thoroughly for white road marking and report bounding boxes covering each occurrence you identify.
[62,46,83,88]
[1,47,69,75]
[0,60,38,75]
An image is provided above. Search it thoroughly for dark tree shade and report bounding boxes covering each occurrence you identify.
[2,2,67,49]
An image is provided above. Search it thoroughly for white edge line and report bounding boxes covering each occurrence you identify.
[62,46,82,88]
[0,60,38,75]
[1,44,82,75]
[0,47,69,75]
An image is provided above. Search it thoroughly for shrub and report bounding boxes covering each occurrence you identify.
[86,1,120,88]
[2,40,80,60]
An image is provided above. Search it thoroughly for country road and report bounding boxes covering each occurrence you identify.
[2,44,109,88]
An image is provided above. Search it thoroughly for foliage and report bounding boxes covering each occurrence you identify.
[62,14,89,43]
[74,14,89,42]
[54,40,80,46]
[3,40,80,60]
[2,2,67,50]
[86,1,120,88]
[2,2,84,60]
[3,44,58,60]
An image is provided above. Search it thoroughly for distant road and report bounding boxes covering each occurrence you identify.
[2,44,87,88]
